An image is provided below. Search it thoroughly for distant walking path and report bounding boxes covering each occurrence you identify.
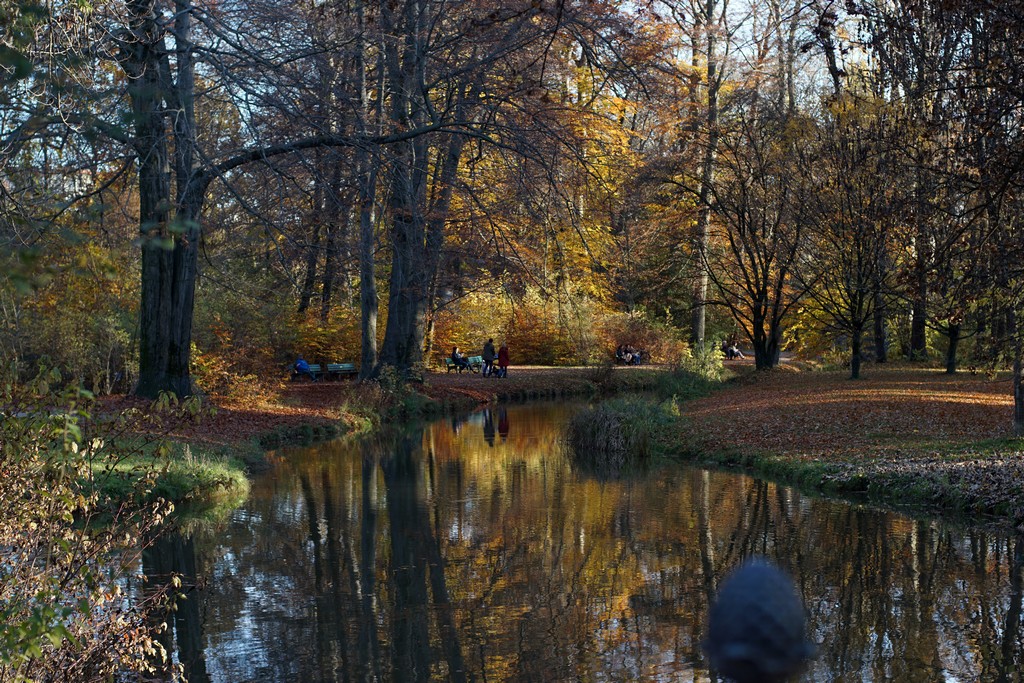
[422,364,668,404]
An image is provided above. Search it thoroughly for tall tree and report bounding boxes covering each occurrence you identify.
[704,99,809,369]
[799,99,904,379]
[858,0,970,360]
[109,0,438,396]
[665,0,733,352]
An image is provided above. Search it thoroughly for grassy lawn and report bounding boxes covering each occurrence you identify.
[87,440,251,522]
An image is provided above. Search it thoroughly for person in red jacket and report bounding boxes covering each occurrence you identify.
[497,342,510,378]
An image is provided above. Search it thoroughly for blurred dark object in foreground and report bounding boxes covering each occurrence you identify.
[704,557,816,683]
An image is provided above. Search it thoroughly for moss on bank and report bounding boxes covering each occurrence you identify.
[93,442,251,522]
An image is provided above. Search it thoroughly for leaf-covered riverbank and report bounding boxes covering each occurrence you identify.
[667,366,1024,529]
[101,362,1024,530]
[95,365,673,511]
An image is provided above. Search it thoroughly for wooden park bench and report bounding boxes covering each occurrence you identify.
[443,355,484,373]
[291,362,358,381]
[325,362,358,380]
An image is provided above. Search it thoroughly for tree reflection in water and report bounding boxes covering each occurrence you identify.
[158,402,1024,682]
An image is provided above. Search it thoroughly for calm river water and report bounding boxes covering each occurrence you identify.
[148,401,1024,682]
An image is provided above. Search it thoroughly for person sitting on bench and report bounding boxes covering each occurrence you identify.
[295,355,318,381]
[451,346,470,371]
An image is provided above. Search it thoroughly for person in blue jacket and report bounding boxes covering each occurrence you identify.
[295,355,318,381]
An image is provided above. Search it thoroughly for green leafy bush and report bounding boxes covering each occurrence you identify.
[678,343,727,383]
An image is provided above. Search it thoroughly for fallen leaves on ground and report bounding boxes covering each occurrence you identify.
[689,368,1012,456]
[97,382,350,449]
[684,366,1024,526]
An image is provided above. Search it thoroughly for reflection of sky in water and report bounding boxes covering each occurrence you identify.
[206,610,269,682]
[160,400,1024,683]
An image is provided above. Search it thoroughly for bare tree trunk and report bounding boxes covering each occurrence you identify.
[850,325,863,380]
[690,0,723,353]
[130,0,205,398]
[377,0,429,377]
[784,0,800,113]
[127,0,172,398]
[814,0,844,97]
[357,0,380,379]
[944,322,960,375]
[377,143,429,375]
[909,144,930,360]
[751,308,772,370]
[1013,313,1023,436]
[909,259,928,359]
[319,215,335,322]
[298,179,322,314]
[691,210,712,351]
[421,115,469,367]
[376,0,475,378]
[873,281,888,363]
[319,167,345,323]
[358,153,380,378]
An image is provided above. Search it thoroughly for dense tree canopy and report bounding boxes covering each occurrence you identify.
[2,0,1024,427]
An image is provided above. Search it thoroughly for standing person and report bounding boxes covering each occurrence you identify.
[615,344,626,364]
[497,342,510,378]
[482,338,496,377]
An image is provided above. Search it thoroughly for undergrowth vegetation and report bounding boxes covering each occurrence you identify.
[566,397,681,478]
[0,368,181,680]
[566,365,719,478]
[431,289,692,369]
[95,440,250,519]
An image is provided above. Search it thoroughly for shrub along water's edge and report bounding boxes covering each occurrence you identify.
[564,367,720,477]
[93,443,252,524]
